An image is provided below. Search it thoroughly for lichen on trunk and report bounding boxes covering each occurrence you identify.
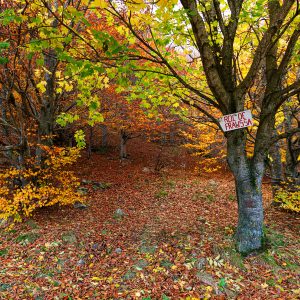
[227,130,265,254]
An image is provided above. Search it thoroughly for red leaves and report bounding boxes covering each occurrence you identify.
[0,145,298,299]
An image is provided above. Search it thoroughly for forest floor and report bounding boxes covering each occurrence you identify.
[0,140,299,300]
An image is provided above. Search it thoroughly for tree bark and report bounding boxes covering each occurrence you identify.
[227,130,265,254]
[120,130,128,159]
[100,124,108,147]
[88,126,93,158]
[284,104,299,179]
[269,129,284,184]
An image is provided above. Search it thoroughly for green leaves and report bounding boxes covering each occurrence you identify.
[56,113,79,127]
[0,41,10,64]
[218,278,227,290]
[74,130,86,148]
[0,42,10,49]
[0,57,9,65]
[0,9,22,25]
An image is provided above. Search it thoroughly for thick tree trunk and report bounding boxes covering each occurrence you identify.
[227,130,265,254]
[234,171,264,254]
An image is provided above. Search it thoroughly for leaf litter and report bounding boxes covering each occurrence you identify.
[0,142,299,299]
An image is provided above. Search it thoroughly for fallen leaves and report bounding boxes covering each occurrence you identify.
[0,145,299,299]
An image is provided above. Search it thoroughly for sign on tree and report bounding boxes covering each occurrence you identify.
[219,110,253,132]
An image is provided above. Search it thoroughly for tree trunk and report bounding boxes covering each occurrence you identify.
[227,130,264,254]
[284,105,298,179]
[100,124,108,147]
[88,126,93,158]
[269,129,283,190]
[120,130,128,159]
[36,13,58,164]
[234,171,264,254]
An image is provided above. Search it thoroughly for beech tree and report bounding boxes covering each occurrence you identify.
[94,0,300,254]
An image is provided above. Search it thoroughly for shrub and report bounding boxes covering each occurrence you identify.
[274,188,300,213]
[0,146,83,224]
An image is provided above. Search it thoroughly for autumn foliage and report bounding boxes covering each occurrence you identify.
[0,146,82,225]
[274,188,300,213]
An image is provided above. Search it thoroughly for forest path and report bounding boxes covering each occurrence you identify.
[0,143,299,299]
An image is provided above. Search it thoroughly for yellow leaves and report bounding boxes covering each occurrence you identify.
[203,285,213,299]
[65,83,73,92]
[127,0,147,11]
[181,121,225,173]
[58,80,74,93]
[207,255,224,267]
[102,76,109,88]
[34,69,42,78]
[0,146,82,224]
[39,31,48,39]
[275,110,285,128]
[81,0,91,5]
[292,288,300,295]
[274,189,300,212]
[36,81,47,93]
[157,0,177,7]
[38,255,44,261]
[91,276,102,281]
[92,0,108,9]
[152,266,165,273]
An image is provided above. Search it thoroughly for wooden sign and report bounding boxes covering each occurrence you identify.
[219,110,253,132]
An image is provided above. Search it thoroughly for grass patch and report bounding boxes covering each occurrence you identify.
[228,194,235,201]
[155,189,168,199]
[15,232,40,244]
[0,248,8,257]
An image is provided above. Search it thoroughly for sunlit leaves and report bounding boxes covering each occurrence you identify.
[92,0,108,9]
[36,80,47,93]
[74,129,86,148]
[56,113,79,127]
[0,147,82,224]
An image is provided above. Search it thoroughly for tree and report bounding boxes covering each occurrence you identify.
[94,0,300,254]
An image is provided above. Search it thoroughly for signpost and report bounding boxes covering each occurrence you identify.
[219,110,253,132]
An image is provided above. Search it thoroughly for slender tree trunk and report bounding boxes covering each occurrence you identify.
[100,124,108,147]
[284,105,298,179]
[120,130,128,159]
[36,10,58,164]
[0,90,13,162]
[0,91,9,137]
[88,126,93,158]
[269,129,283,188]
